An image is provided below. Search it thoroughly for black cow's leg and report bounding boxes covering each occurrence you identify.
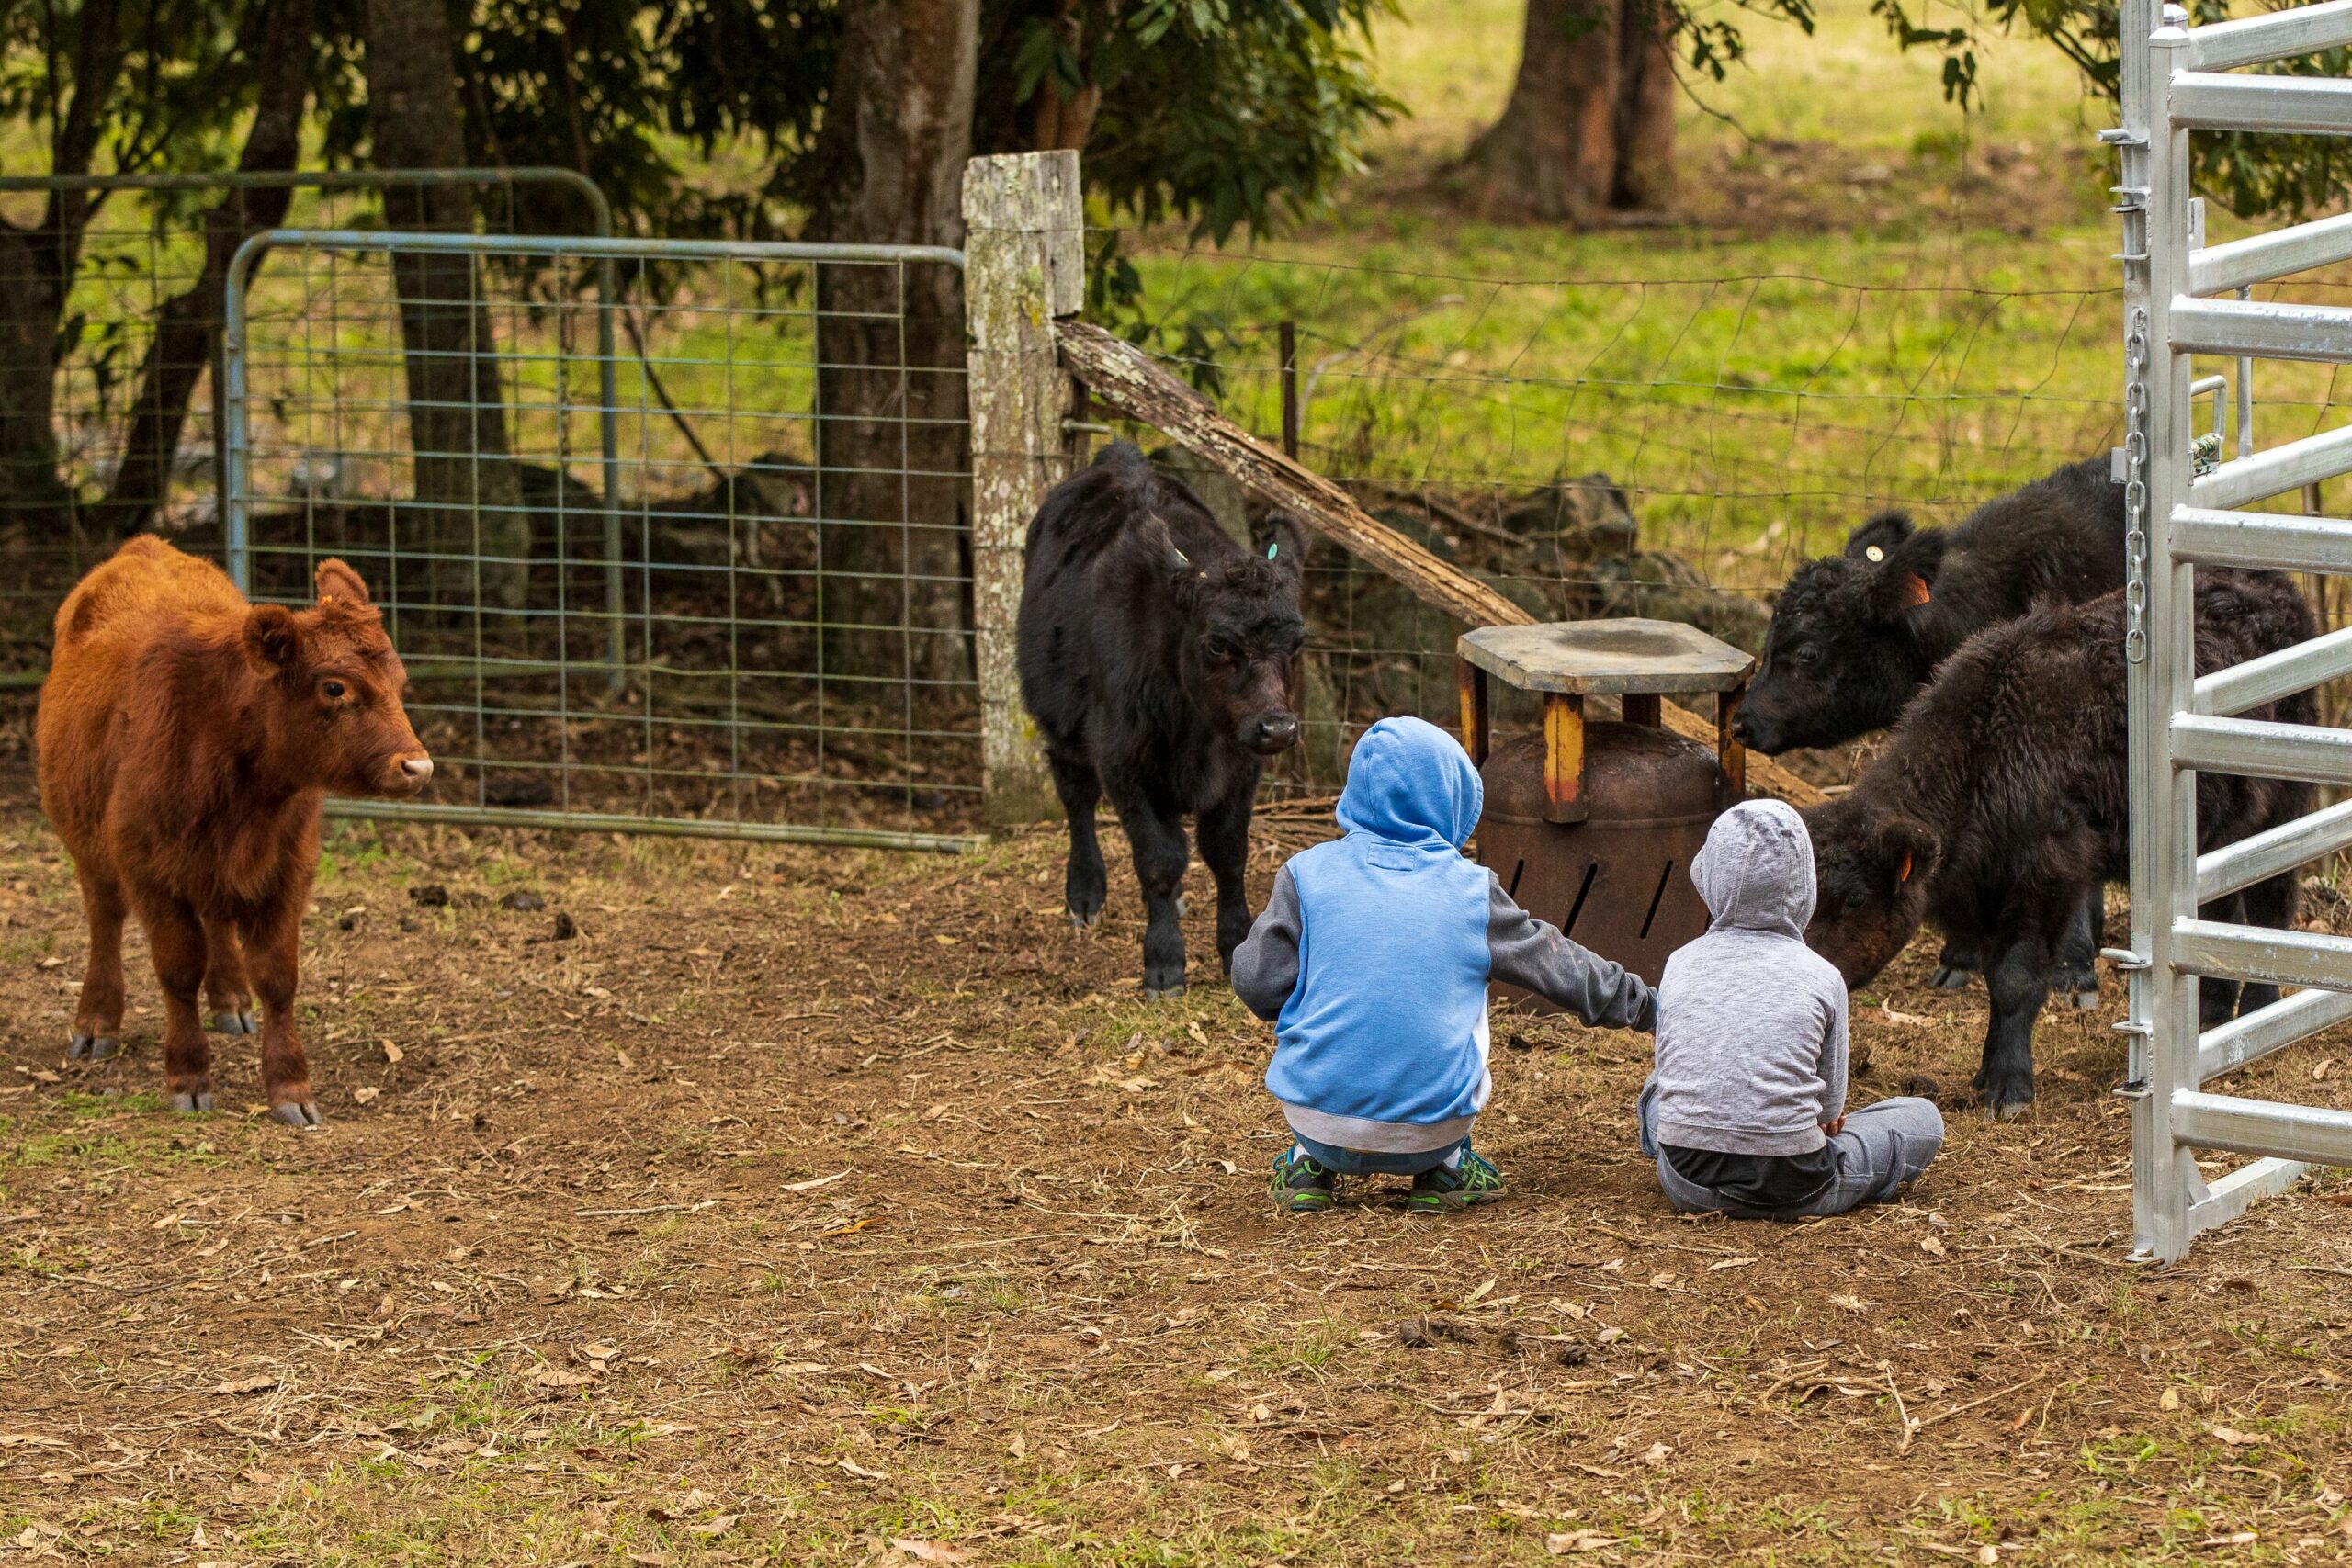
[1978,923,2054,1120]
[2052,884,2104,1010]
[2233,871,2299,1017]
[1048,751,1107,929]
[1196,778,1259,978]
[1928,940,1979,991]
[1110,791,1191,997]
[2197,891,2245,1026]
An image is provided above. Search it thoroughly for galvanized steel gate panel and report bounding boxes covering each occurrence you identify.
[2120,0,2352,1259]
[220,229,980,853]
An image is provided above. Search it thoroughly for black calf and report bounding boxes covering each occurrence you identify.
[1735,454,2124,755]
[1803,570,2315,1118]
[1737,454,2125,1001]
[1016,443,1306,994]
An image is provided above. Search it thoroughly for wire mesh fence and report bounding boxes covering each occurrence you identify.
[0,170,610,705]
[222,230,978,850]
[1092,237,2352,789]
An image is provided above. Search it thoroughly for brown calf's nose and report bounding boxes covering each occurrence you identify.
[401,756,434,783]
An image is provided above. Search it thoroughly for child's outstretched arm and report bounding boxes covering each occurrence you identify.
[1230,866,1302,1023]
[1485,874,1657,1031]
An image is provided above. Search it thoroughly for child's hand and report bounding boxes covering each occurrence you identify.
[1822,1116,1846,1137]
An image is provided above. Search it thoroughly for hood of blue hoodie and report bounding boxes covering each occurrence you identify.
[1336,716,1483,850]
[1690,798,1815,937]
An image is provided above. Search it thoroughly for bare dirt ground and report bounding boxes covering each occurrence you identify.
[5,802,2352,1566]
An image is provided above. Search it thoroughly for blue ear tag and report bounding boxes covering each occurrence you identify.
[1266,541,1279,559]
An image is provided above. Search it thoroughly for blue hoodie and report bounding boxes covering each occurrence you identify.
[1232,716,1657,1153]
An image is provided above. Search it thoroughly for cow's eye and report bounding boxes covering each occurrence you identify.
[322,680,346,699]
[1844,889,1868,909]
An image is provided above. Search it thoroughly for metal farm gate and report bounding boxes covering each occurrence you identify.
[220,228,983,852]
[2120,0,2352,1258]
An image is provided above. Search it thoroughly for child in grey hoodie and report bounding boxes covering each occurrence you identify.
[1638,798,1943,1219]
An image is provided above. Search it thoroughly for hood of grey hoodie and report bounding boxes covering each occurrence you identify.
[1689,798,1815,938]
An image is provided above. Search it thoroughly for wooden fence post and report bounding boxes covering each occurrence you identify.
[964,151,1083,829]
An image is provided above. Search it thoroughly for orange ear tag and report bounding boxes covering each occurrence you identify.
[1897,852,1913,884]
[1897,573,1931,610]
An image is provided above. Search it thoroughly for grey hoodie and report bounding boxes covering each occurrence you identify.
[1650,799,1849,1157]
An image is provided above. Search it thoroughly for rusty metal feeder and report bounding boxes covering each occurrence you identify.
[1457,619,1755,999]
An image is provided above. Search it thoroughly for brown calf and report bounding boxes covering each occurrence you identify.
[37,538,432,1125]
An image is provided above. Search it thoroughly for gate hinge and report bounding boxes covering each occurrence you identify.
[2100,946,2151,971]
[2112,1020,2153,1040]
[2113,1077,2152,1098]
[2099,128,2149,148]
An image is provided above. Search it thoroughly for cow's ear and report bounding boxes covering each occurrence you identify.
[1875,529,1949,617]
[243,604,303,671]
[1874,815,1939,892]
[1845,509,1914,564]
[1254,513,1306,582]
[314,558,373,606]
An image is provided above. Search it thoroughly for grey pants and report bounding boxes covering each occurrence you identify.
[1636,1078,1943,1220]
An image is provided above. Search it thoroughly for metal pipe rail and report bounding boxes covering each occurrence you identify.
[2187,423,2352,510]
[2191,622,2352,716]
[2190,211,2352,296]
[2170,711,2352,784]
[2181,0,2352,70]
[2196,796,2352,902]
[2171,297,2352,364]
[2173,72,2352,134]
[2200,985,2352,1080]
[2173,1089,2352,1166]
[2174,918,2352,990]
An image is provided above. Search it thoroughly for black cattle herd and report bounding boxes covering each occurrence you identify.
[1014,441,2313,1119]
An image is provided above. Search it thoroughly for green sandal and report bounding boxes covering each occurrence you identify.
[1407,1147,1506,1213]
[1271,1147,1337,1213]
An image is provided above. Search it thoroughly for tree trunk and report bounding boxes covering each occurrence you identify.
[363,0,528,613]
[800,0,978,684]
[94,0,316,539]
[0,229,74,535]
[0,0,123,539]
[1464,0,1678,223]
[1614,0,1679,211]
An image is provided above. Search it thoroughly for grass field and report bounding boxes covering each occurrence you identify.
[1119,0,2351,588]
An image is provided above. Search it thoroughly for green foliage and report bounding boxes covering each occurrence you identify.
[978,0,1402,244]
[1681,0,1819,84]
[1883,0,2352,220]
[0,1,263,182]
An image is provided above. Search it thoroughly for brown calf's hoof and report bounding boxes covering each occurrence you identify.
[67,1033,120,1062]
[166,1090,214,1113]
[211,1008,258,1035]
[269,1100,323,1129]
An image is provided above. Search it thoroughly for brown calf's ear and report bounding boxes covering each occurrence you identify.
[315,558,373,606]
[243,604,303,671]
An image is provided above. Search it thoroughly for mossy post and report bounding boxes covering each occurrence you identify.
[963,151,1082,829]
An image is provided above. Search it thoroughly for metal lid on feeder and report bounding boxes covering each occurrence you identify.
[1456,618,1754,696]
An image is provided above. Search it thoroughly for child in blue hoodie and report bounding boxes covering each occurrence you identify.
[1232,716,1657,1213]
